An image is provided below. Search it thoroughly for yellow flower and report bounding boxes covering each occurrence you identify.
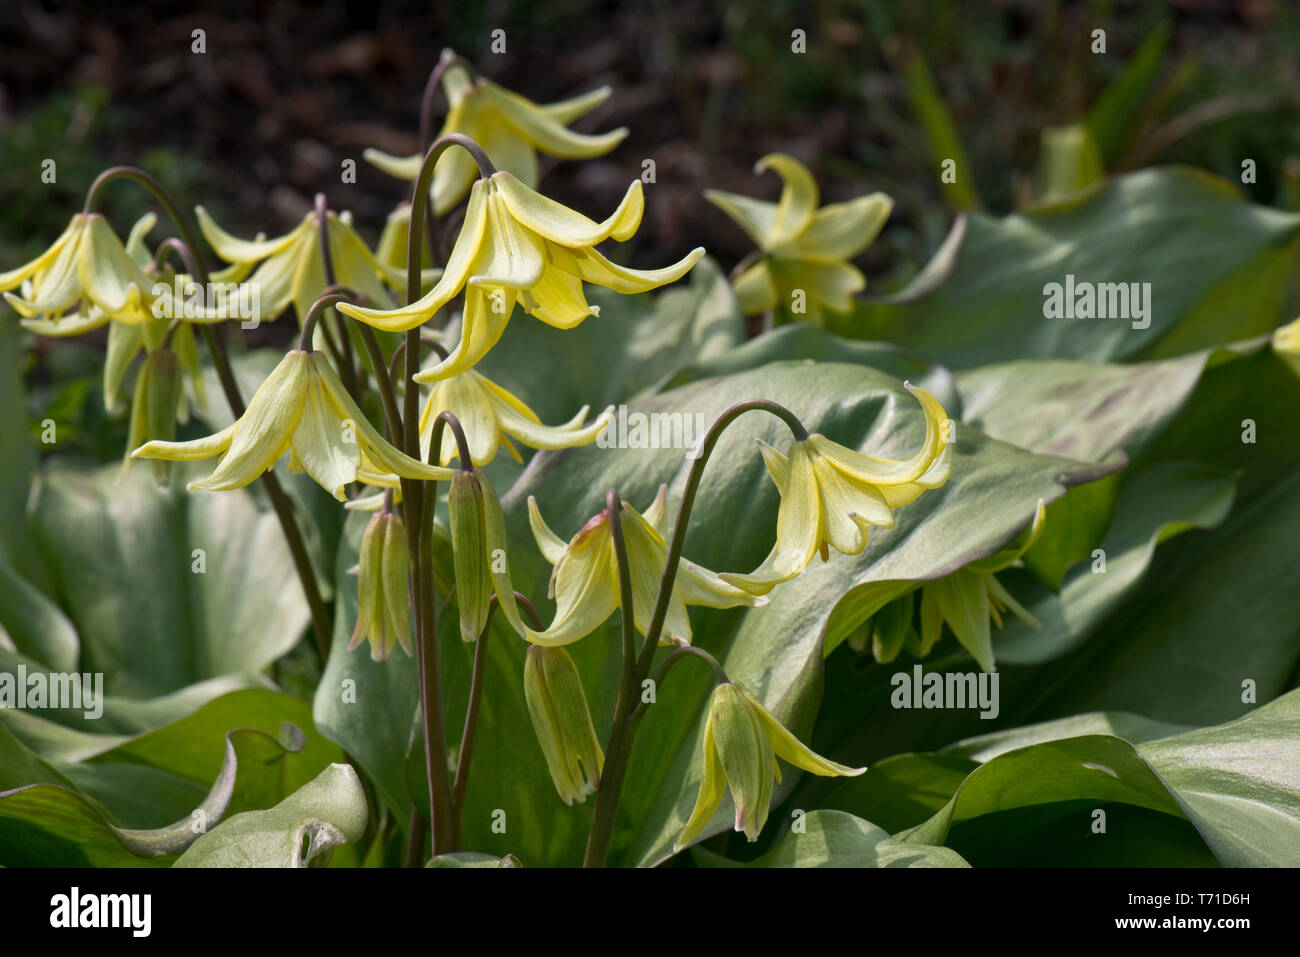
[447,468,529,642]
[525,486,766,647]
[1,213,158,324]
[373,203,441,293]
[523,645,605,805]
[365,48,627,216]
[675,681,864,852]
[1274,317,1300,378]
[420,368,613,467]
[349,511,413,662]
[338,171,704,380]
[195,206,407,324]
[722,383,952,596]
[912,500,1045,673]
[705,153,892,319]
[132,349,455,500]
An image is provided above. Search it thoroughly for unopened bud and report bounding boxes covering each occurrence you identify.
[449,470,491,641]
[349,511,412,661]
[126,347,181,483]
[523,645,603,806]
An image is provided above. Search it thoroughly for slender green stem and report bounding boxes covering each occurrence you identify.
[582,400,809,866]
[582,488,638,867]
[451,592,544,822]
[82,167,333,661]
[404,807,427,868]
[299,293,356,352]
[313,193,361,399]
[428,409,474,470]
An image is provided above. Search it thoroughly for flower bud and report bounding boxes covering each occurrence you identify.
[125,347,181,483]
[523,645,604,806]
[707,682,777,841]
[449,469,491,641]
[349,511,412,662]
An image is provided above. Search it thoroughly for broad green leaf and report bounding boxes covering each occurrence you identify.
[696,809,968,868]
[26,463,309,698]
[174,762,368,867]
[847,169,1300,368]
[0,694,329,867]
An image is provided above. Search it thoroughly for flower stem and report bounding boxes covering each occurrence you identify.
[581,400,808,866]
[83,167,333,661]
[313,193,362,399]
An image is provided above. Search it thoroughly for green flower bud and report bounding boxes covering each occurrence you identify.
[349,511,412,662]
[523,645,604,806]
[125,347,181,483]
[449,470,491,642]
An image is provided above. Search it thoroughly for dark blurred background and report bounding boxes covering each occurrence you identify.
[3,0,1299,451]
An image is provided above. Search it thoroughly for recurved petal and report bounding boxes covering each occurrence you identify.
[196,206,305,264]
[551,243,704,295]
[540,85,612,124]
[362,148,423,182]
[485,82,627,158]
[755,153,819,247]
[21,309,111,338]
[527,496,569,566]
[497,399,613,454]
[422,372,503,466]
[496,174,644,247]
[124,212,158,269]
[740,685,865,777]
[809,383,949,488]
[517,263,598,328]
[0,216,81,291]
[5,221,86,317]
[721,441,822,594]
[132,422,237,462]
[674,717,729,852]
[784,193,893,261]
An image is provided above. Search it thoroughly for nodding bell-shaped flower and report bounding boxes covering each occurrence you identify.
[523,644,604,806]
[131,349,456,500]
[420,368,614,467]
[525,486,767,648]
[447,467,528,642]
[365,49,627,216]
[911,500,1045,673]
[348,511,412,662]
[195,206,407,324]
[722,383,952,596]
[705,153,892,320]
[338,171,704,380]
[1,213,158,324]
[675,681,864,852]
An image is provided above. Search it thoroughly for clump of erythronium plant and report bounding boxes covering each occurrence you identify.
[3,52,957,866]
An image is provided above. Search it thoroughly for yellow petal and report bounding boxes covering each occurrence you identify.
[674,716,728,852]
[362,148,423,181]
[485,82,627,158]
[784,193,893,261]
[740,685,865,777]
[731,261,778,316]
[526,516,618,647]
[527,496,570,566]
[495,174,644,246]
[290,369,361,500]
[551,243,704,295]
[703,188,777,249]
[756,153,819,247]
[539,85,612,124]
[133,422,237,462]
[0,216,81,291]
[413,287,513,383]
[196,206,306,264]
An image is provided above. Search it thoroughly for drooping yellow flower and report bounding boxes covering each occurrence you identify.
[447,467,528,642]
[1,213,158,323]
[705,153,892,320]
[195,206,408,324]
[132,349,455,500]
[365,48,627,216]
[1274,316,1300,378]
[525,486,766,648]
[338,171,704,380]
[349,511,413,662]
[675,681,864,852]
[722,383,952,596]
[523,645,605,806]
[420,368,614,467]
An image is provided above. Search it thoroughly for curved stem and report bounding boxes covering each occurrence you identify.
[630,645,729,727]
[83,166,333,661]
[427,409,475,470]
[418,54,475,153]
[313,194,361,399]
[299,292,356,352]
